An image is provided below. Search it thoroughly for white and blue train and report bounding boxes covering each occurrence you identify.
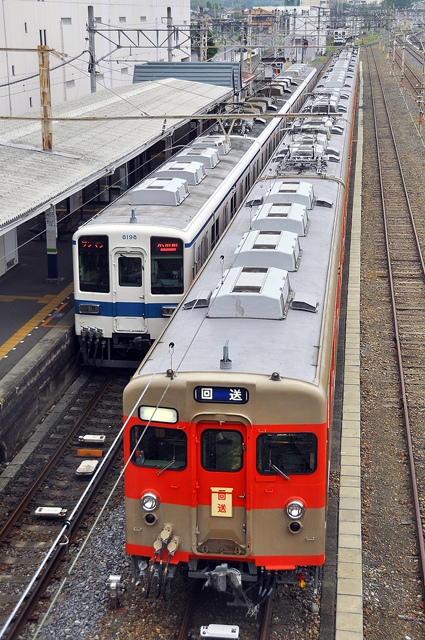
[72,63,318,366]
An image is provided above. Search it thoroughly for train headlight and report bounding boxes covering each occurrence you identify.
[141,492,160,512]
[286,500,305,520]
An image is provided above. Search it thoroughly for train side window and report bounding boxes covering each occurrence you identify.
[150,237,184,295]
[256,433,317,475]
[78,235,110,293]
[224,204,229,228]
[230,194,236,218]
[201,232,209,264]
[118,256,142,287]
[211,219,219,249]
[130,425,187,470]
[201,429,243,472]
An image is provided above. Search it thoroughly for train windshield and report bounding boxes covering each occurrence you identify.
[201,429,243,472]
[118,256,142,287]
[256,433,317,475]
[130,425,187,471]
[78,235,109,293]
[151,237,184,295]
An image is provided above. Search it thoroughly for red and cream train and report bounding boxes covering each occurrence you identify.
[123,47,359,610]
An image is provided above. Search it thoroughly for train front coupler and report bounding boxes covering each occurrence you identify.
[202,563,259,617]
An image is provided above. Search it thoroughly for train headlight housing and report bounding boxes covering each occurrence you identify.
[286,500,305,520]
[141,492,160,512]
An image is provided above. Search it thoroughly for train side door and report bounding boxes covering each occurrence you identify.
[112,249,147,333]
[194,421,248,557]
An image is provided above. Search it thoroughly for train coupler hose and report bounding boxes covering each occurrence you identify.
[162,536,180,601]
[155,526,173,598]
[145,539,162,598]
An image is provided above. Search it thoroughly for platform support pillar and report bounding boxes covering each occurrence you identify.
[45,205,58,281]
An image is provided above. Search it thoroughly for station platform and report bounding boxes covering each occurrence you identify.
[0,216,75,375]
[0,216,79,461]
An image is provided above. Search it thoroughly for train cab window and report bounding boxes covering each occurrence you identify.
[130,425,187,470]
[201,429,243,472]
[151,237,184,295]
[78,235,109,293]
[256,433,317,476]
[118,256,142,287]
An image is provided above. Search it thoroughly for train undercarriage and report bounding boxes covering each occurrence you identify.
[131,553,320,615]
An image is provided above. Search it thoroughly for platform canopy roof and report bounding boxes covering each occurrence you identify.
[133,62,243,93]
[0,78,232,235]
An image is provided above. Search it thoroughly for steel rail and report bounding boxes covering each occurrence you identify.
[395,37,424,67]
[176,585,197,640]
[394,50,420,88]
[393,48,421,93]
[3,432,123,640]
[367,44,425,599]
[0,373,119,640]
[0,372,113,544]
[259,576,277,640]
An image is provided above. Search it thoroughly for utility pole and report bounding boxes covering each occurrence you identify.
[38,45,52,151]
[200,12,208,62]
[87,6,96,93]
[401,26,406,89]
[318,7,321,56]
[247,14,252,73]
[240,23,244,71]
[273,10,278,59]
[392,28,396,73]
[167,7,173,63]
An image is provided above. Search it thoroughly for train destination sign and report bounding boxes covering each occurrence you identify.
[194,386,249,404]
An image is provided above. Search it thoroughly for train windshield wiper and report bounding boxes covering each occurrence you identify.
[268,449,290,481]
[156,448,176,476]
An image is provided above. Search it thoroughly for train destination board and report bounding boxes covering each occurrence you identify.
[194,386,249,404]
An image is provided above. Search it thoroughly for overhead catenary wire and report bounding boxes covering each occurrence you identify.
[0,50,90,89]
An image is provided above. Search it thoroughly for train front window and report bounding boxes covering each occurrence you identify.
[201,430,243,472]
[130,425,187,471]
[151,237,183,295]
[256,433,317,476]
[78,235,109,293]
[118,256,142,287]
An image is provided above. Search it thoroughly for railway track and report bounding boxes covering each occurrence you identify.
[366,44,425,598]
[0,370,129,639]
[385,36,424,104]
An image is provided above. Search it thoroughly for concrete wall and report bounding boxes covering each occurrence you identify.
[0,310,80,462]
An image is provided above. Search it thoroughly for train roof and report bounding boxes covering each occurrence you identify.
[136,53,358,384]
[76,65,317,235]
[77,135,255,232]
[137,174,341,384]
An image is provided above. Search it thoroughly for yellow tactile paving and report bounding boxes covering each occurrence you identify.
[0,294,56,303]
[0,282,74,359]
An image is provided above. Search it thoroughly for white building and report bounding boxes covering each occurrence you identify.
[0,0,191,116]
